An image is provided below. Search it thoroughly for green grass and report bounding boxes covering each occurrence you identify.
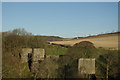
[97,48,107,55]
[46,48,68,55]
[46,44,68,55]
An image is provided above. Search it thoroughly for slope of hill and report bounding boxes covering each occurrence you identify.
[39,36,66,41]
[2,32,66,41]
[50,32,120,50]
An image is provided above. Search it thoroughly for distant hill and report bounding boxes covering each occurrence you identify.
[37,36,66,41]
[2,31,66,41]
[50,32,120,50]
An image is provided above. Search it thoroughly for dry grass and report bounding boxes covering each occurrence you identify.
[50,33,119,50]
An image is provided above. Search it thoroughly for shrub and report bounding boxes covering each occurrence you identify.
[73,41,95,49]
[2,28,47,78]
[34,58,60,78]
[67,41,97,58]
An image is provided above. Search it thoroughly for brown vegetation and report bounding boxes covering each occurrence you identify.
[50,32,119,50]
[67,41,97,58]
[2,28,47,78]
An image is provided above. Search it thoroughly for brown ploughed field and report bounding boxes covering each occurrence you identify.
[50,32,120,50]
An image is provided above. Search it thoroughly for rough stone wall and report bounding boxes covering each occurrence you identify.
[78,58,95,74]
[33,48,45,61]
[21,48,32,63]
[21,48,45,63]
[20,48,46,74]
[31,49,45,72]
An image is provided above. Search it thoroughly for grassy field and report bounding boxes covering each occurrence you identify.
[46,45,68,55]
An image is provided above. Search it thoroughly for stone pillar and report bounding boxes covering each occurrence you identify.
[32,48,45,61]
[31,48,45,73]
[78,58,95,78]
[21,48,32,63]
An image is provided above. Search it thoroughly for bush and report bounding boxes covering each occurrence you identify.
[67,41,97,58]
[2,34,47,57]
[57,41,98,78]
[2,28,47,78]
[96,50,119,79]
[34,58,60,78]
[2,52,32,78]
[73,41,95,49]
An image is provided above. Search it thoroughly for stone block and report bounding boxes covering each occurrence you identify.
[78,58,95,74]
[21,48,32,63]
[33,48,45,61]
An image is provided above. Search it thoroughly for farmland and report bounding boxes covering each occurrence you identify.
[50,32,120,50]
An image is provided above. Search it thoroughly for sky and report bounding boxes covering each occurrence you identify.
[1,0,120,2]
[2,2,118,38]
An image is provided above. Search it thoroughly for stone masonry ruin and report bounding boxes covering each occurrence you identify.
[21,48,33,63]
[20,48,96,78]
[78,58,95,78]
[21,48,45,72]
[21,48,45,63]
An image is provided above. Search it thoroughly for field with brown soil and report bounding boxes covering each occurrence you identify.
[50,32,120,50]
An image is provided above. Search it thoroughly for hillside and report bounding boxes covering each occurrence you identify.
[2,32,66,41]
[50,32,120,50]
[39,36,66,41]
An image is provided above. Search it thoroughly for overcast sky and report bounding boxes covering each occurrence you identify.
[2,2,118,38]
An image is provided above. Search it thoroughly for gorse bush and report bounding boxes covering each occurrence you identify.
[73,41,95,48]
[67,41,97,58]
[95,50,119,79]
[58,41,98,78]
[2,28,47,78]
[2,30,47,57]
[35,58,60,78]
